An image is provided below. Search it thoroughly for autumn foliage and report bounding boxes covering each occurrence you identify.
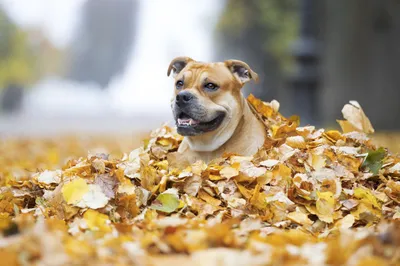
[0,95,399,265]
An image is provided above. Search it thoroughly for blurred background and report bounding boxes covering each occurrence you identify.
[0,0,399,142]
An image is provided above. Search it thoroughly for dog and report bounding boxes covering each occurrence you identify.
[167,56,266,163]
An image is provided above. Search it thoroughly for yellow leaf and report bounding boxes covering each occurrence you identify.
[271,116,300,138]
[354,187,381,209]
[154,160,169,170]
[156,137,177,147]
[234,181,253,200]
[316,191,335,223]
[309,153,326,171]
[338,154,362,172]
[65,236,95,257]
[351,188,382,223]
[337,120,359,133]
[287,210,313,225]
[178,200,185,209]
[198,190,221,206]
[247,94,275,117]
[209,174,225,181]
[285,136,306,149]
[351,203,381,224]
[83,209,111,232]
[385,180,400,202]
[323,130,345,143]
[272,164,292,187]
[62,178,89,205]
[250,184,267,210]
[0,213,11,231]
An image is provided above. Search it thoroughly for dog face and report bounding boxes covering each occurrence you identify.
[167,57,258,151]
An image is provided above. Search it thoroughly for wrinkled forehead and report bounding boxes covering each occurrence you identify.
[177,62,235,84]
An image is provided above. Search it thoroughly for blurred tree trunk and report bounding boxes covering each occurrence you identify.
[319,0,400,130]
[0,7,37,90]
[215,1,279,100]
[1,84,24,113]
[67,0,137,88]
[215,0,298,117]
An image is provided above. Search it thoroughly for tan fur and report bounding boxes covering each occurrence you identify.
[168,58,266,164]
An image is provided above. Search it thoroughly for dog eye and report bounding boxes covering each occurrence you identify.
[176,80,184,90]
[205,83,218,91]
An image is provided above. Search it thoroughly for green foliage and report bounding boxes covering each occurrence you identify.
[217,0,299,71]
[362,147,386,175]
[150,192,180,213]
[0,8,37,89]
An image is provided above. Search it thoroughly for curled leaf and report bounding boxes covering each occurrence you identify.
[339,101,374,134]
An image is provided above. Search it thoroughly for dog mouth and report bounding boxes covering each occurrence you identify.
[177,113,200,127]
[175,111,225,136]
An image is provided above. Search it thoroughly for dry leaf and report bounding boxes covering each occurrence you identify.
[95,174,117,199]
[0,94,397,265]
[340,101,374,134]
[220,166,239,179]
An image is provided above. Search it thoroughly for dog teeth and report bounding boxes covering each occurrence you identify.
[178,118,199,126]
[190,119,199,125]
[178,119,190,126]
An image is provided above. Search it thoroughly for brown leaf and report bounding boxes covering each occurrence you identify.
[94,174,117,199]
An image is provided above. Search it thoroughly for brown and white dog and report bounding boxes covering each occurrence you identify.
[168,56,266,163]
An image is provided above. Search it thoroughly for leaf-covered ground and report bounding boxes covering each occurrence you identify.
[0,95,399,266]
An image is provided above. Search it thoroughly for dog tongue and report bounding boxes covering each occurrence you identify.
[178,118,199,126]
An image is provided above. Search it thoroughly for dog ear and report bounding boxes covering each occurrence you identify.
[167,56,194,77]
[224,59,259,84]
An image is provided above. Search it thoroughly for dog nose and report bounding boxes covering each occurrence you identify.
[176,91,194,106]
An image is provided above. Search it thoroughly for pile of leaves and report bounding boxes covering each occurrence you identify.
[1,95,399,265]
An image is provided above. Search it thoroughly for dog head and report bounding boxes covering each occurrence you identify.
[167,56,258,152]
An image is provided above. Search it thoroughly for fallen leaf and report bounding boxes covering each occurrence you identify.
[362,148,386,175]
[35,170,62,185]
[341,101,374,134]
[150,191,180,213]
[316,191,335,223]
[259,159,280,168]
[287,210,313,226]
[354,187,381,209]
[286,136,306,149]
[247,94,275,118]
[95,174,117,199]
[336,214,355,230]
[220,166,239,179]
[76,184,109,209]
[83,209,111,232]
[62,178,89,205]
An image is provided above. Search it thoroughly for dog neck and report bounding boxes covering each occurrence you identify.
[178,96,266,162]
